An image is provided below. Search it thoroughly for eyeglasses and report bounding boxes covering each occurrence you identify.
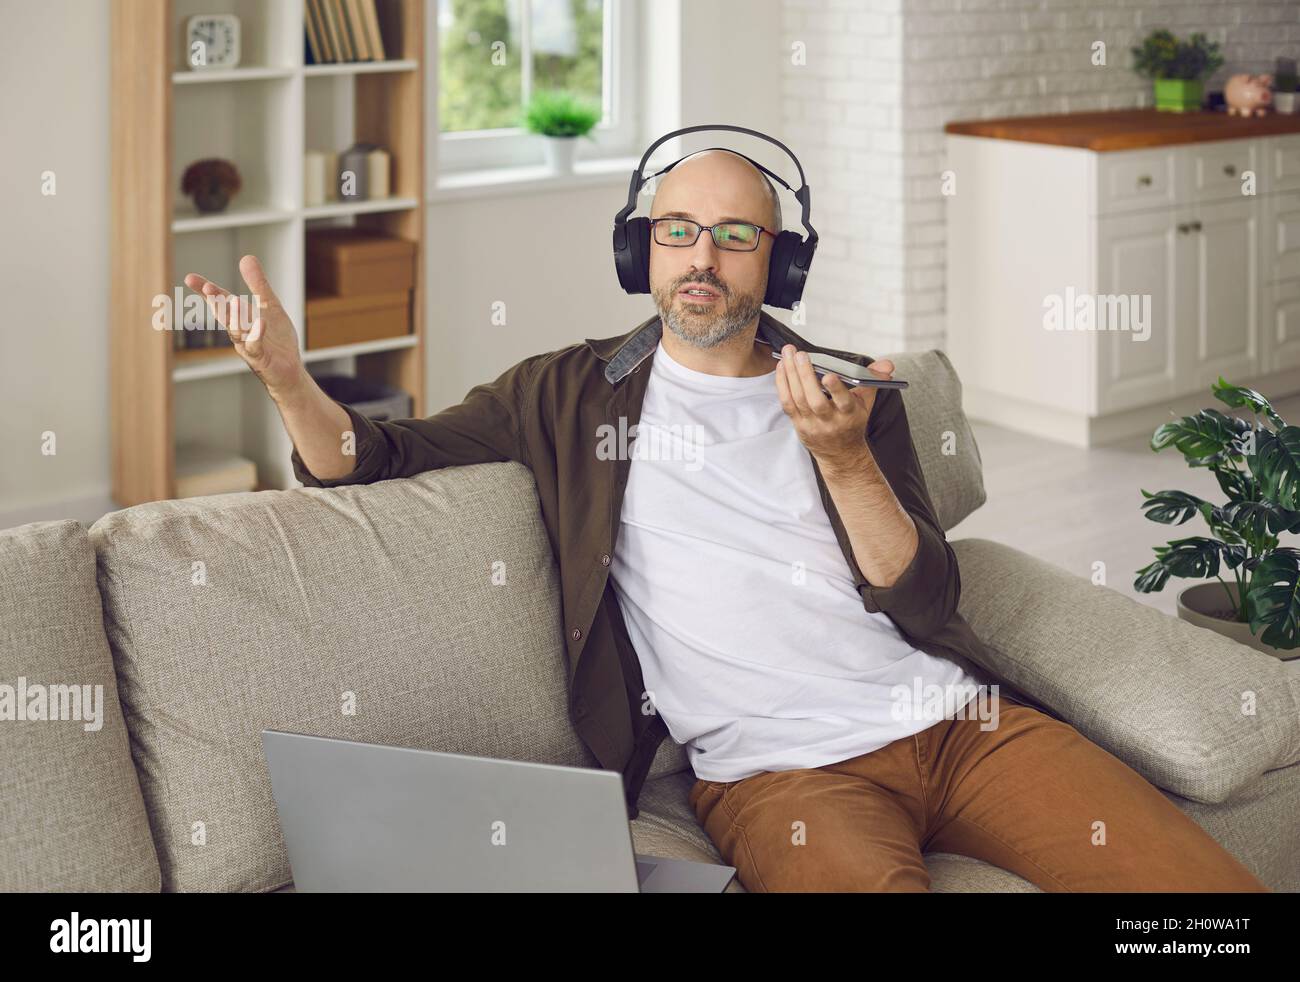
[648,217,774,252]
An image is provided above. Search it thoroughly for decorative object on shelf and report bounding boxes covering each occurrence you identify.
[305,228,415,348]
[367,147,391,198]
[323,151,340,201]
[1273,70,1298,115]
[522,89,601,175]
[313,374,411,421]
[180,157,242,214]
[184,13,241,70]
[304,290,410,349]
[307,228,415,295]
[337,141,389,200]
[175,444,257,498]
[305,0,386,65]
[1135,377,1300,661]
[1225,73,1274,118]
[1131,30,1223,113]
[304,147,380,208]
[304,150,328,207]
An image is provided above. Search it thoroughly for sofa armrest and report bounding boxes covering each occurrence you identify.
[952,538,1300,804]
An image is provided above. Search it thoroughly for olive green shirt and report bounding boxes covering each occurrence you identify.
[290,309,1053,818]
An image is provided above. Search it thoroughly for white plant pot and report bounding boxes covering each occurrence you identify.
[1175,581,1298,660]
[1274,91,1298,114]
[541,135,578,175]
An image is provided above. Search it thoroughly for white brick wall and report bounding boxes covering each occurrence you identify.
[778,0,1300,356]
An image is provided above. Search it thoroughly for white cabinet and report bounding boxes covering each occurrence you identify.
[1094,207,1179,413]
[1186,196,1260,392]
[947,131,1300,447]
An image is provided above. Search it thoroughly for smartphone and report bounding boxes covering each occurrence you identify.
[770,347,909,389]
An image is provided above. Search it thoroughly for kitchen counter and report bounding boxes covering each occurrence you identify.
[944,107,1300,152]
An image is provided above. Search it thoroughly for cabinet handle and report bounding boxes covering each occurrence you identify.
[1189,220,1203,232]
[1177,223,1189,234]
[1137,174,1153,187]
[1223,164,1237,177]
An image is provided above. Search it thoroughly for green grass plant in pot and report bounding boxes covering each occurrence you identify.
[521,89,601,175]
[1131,29,1224,113]
[1136,378,1300,660]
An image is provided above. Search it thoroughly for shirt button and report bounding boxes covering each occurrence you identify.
[600,553,610,566]
[571,628,582,641]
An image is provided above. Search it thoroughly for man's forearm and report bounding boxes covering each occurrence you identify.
[818,445,918,588]
[269,372,357,482]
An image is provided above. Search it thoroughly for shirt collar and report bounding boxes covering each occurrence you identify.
[585,309,854,385]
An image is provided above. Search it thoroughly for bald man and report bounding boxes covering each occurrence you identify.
[184,148,1267,893]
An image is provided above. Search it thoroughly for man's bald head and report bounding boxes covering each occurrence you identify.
[651,149,781,232]
[646,147,783,351]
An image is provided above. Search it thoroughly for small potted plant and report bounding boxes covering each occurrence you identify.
[1274,72,1298,114]
[181,158,242,213]
[1135,378,1300,660]
[1131,29,1224,113]
[521,89,601,175]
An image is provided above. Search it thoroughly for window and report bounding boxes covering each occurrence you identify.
[437,0,639,173]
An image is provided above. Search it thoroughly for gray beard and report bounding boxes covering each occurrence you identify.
[658,290,765,349]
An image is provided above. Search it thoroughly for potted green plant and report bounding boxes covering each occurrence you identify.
[1274,72,1298,114]
[1130,29,1224,113]
[1135,378,1300,660]
[521,89,601,175]
[180,158,242,214]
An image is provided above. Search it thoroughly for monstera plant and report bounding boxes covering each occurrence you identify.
[1135,377,1300,654]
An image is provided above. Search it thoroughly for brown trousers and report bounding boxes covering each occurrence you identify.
[688,691,1270,892]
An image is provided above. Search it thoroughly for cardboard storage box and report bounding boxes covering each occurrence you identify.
[305,289,410,350]
[306,228,416,297]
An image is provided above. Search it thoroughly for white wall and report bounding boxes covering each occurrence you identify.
[0,0,113,521]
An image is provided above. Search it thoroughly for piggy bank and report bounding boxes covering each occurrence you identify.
[1225,73,1274,117]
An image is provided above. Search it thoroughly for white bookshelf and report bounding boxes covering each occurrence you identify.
[111,0,426,506]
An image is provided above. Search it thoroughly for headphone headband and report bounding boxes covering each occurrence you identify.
[614,124,816,240]
[611,124,818,310]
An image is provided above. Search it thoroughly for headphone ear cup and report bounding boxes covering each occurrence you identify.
[614,217,652,294]
[764,230,805,309]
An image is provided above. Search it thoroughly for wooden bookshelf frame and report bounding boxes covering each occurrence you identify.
[110,0,426,506]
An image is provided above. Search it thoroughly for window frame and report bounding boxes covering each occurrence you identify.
[436,0,641,175]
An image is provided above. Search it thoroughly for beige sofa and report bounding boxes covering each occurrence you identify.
[3,350,1298,893]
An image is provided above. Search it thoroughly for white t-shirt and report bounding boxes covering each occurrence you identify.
[608,338,980,782]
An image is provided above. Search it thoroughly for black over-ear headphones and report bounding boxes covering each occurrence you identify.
[612,124,818,310]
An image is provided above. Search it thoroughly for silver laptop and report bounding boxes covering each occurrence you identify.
[262,730,737,893]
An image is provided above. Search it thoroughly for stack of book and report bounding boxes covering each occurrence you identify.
[305,0,388,64]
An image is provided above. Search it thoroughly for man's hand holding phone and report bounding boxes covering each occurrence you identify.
[774,343,895,468]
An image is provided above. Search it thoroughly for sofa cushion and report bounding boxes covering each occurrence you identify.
[0,520,160,891]
[90,463,592,892]
[952,537,1300,804]
[880,348,987,532]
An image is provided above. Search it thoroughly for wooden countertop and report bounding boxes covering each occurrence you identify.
[944,108,1300,151]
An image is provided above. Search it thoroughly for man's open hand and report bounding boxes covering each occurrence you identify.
[182,255,305,399]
